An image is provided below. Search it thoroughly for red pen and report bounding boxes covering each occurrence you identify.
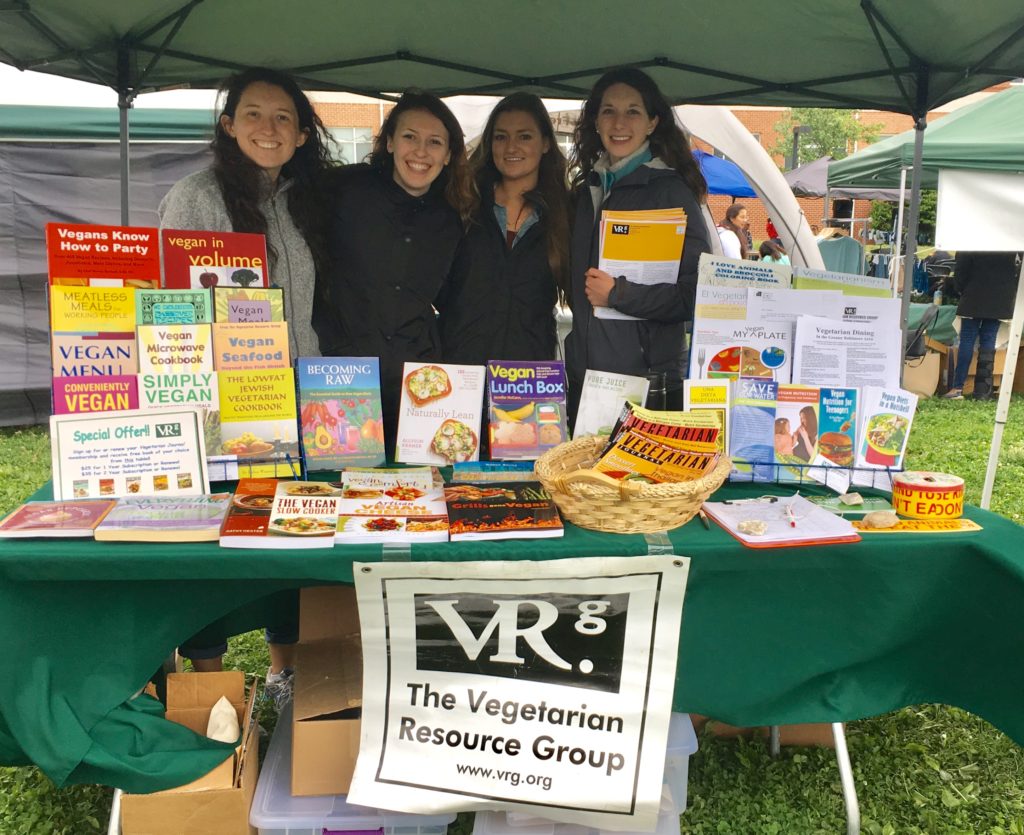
[785,504,797,528]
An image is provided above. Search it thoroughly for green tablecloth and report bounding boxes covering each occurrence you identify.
[2,480,1023,793]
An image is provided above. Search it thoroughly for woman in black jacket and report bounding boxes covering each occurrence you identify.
[564,67,712,421]
[317,90,476,455]
[440,93,570,365]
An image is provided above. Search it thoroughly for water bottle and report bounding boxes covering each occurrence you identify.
[644,372,667,410]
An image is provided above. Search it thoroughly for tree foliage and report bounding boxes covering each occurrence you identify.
[773,108,884,169]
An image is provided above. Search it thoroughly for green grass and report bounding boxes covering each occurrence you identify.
[3,401,1024,834]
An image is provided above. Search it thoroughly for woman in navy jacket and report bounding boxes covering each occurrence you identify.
[317,90,476,455]
[564,67,711,420]
[440,93,569,365]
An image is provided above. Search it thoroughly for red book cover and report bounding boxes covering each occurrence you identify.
[219,478,277,547]
[161,229,269,290]
[46,223,160,288]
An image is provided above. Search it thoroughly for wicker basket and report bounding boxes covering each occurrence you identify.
[534,435,731,534]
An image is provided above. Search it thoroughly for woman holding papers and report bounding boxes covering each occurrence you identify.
[439,93,570,364]
[317,90,475,456]
[564,67,712,421]
[159,67,332,360]
[159,67,335,707]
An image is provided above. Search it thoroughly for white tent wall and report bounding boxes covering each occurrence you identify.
[935,169,1024,509]
[0,141,211,426]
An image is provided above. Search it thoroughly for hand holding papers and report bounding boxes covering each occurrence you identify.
[595,208,687,321]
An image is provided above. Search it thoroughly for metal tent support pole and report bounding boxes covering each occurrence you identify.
[981,257,1024,508]
[899,119,927,384]
[833,722,861,835]
[118,92,131,225]
[891,168,908,296]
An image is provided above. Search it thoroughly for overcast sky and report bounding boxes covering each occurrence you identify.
[0,64,218,108]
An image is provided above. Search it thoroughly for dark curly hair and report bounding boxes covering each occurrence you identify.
[722,203,750,259]
[369,89,477,227]
[211,67,333,270]
[471,92,570,302]
[570,67,707,203]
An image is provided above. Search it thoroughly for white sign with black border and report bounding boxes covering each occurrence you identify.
[350,555,688,832]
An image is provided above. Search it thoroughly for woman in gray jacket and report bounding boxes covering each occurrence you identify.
[159,67,333,708]
[564,67,712,422]
[159,66,332,360]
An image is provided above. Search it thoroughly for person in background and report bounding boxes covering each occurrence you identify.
[316,90,476,456]
[945,251,1023,400]
[766,216,779,241]
[439,93,569,365]
[759,239,791,265]
[563,66,712,421]
[717,203,749,259]
[159,66,334,708]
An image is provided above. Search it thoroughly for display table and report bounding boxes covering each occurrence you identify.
[2,480,1023,794]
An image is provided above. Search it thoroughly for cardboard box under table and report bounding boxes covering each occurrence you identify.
[120,671,259,835]
[292,585,363,796]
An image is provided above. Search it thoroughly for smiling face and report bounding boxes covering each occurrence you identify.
[220,81,307,183]
[386,109,452,197]
[596,83,658,165]
[491,109,549,190]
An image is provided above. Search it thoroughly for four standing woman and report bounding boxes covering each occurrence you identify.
[166,66,716,449]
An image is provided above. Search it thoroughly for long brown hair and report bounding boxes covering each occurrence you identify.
[721,203,749,259]
[471,93,570,302]
[570,67,707,202]
[369,89,477,227]
[211,67,333,270]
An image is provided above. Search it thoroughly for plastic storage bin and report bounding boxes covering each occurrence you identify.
[249,702,456,835]
[480,712,697,835]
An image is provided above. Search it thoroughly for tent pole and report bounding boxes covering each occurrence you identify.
[116,43,136,225]
[118,91,131,225]
[892,168,907,296]
[981,257,1024,509]
[899,118,926,382]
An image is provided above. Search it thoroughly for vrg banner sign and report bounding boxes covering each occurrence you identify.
[349,556,688,832]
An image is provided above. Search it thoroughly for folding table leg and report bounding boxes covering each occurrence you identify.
[832,722,860,835]
[107,787,122,835]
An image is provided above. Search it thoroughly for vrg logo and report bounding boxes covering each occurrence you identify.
[155,422,181,438]
[844,306,857,316]
[611,224,630,234]
[413,592,629,691]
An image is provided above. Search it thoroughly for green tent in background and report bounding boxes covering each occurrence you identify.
[828,85,1024,189]
[0,105,214,140]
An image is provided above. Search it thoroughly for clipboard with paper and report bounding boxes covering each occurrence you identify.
[595,208,687,321]
[701,492,862,548]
